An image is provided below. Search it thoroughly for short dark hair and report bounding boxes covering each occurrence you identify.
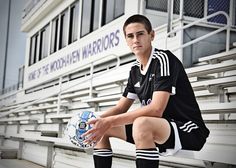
[123,14,153,35]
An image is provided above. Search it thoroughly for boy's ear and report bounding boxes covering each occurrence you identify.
[151,30,155,40]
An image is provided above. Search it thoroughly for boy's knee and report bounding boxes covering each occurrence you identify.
[132,117,152,141]
[133,117,149,130]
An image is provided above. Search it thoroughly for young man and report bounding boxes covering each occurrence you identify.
[83,14,210,168]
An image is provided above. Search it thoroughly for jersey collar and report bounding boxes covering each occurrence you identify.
[137,47,154,75]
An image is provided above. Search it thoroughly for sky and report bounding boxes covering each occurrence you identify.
[0,0,27,90]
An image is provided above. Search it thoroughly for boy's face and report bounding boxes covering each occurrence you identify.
[124,23,154,57]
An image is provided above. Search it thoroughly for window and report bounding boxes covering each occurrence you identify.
[208,0,229,24]
[68,1,79,44]
[59,10,69,49]
[102,0,125,25]
[50,17,59,53]
[29,33,39,66]
[81,0,91,36]
[81,0,101,37]
[146,0,204,18]
[29,2,80,66]
[146,0,167,12]
[93,0,100,30]
[39,24,49,60]
[184,0,204,18]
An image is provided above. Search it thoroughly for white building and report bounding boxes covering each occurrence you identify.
[0,0,236,168]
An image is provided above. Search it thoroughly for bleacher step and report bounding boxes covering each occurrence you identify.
[0,146,18,159]
[25,130,58,137]
[0,159,44,168]
[233,42,236,47]
[41,131,58,137]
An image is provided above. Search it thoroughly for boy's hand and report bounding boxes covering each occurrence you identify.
[82,117,111,145]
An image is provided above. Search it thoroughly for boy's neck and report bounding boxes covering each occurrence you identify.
[137,47,152,70]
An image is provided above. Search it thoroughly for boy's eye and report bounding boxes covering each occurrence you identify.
[127,34,134,38]
[137,32,144,36]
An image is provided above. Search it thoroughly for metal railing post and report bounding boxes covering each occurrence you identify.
[226,16,231,52]
[89,63,94,98]
[179,0,184,20]
[57,77,62,115]
[167,0,174,33]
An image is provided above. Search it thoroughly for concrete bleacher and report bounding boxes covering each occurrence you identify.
[198,48,236,64]
[1,121,235,167]
[186,60,236,78]
[0,116,39,124]
[0,48,236,168]
[0,145,18,159]
[0,159,45,168]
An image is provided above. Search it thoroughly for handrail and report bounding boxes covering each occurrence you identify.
[165,11,231,53]
[0,54,121,118]
[0,83,19,96]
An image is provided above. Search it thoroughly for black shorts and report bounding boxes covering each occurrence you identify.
[125,120,207,152]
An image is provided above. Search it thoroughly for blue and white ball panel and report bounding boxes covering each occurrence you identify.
[66,111,97,149]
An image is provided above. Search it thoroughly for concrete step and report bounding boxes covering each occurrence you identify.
[0,146,18,159]
[0,159,44,168]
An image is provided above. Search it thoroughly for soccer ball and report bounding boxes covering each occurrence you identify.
[66,111,97,148]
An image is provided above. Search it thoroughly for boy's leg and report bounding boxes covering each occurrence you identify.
[93,148,113,168]
[93,117,173,168]
[135,148,159,168]
[93,126,126,168]
[132,117,172,168]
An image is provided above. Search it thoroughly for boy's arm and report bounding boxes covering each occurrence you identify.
[107,91,170,126]
[100,96,134,118]
[84,91,170,143]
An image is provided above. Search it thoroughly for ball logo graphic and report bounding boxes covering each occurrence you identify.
[78,121,87,129]
[66,111,96,148]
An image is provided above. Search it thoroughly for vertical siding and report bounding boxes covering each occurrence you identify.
[53,148,137,168]
[22,142,48,167]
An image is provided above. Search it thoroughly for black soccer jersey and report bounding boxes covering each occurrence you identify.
[123,48,209,138]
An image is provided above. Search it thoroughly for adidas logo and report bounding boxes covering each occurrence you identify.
[134,82,140,87]
[179,121,199,133]
[149,74,155,81]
